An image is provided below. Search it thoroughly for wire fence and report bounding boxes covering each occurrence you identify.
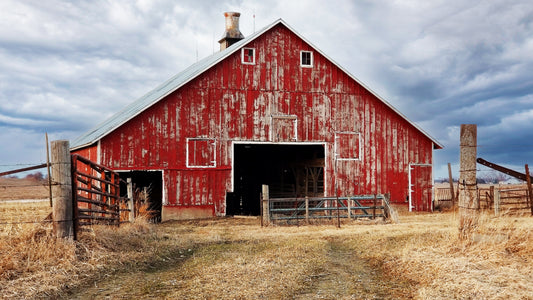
[1,162,55,229]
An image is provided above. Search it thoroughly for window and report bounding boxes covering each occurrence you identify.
[241,48,255,65]
[300,51,313,67]
[186,138,216,168]
[334,132,361,160]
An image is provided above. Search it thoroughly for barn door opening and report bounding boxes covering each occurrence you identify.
[409,164,433,212]
[228,143,325,216]
[118,170,163,222]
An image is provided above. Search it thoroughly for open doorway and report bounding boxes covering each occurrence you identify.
[118,170,163,222]
[227,143,325,216]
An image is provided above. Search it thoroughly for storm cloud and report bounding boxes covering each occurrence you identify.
[1,0,532,179]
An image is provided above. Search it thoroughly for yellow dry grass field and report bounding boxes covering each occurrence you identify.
[1,178,532,299]
[0,177,49,200]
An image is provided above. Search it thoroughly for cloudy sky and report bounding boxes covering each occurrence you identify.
[1,0,532,179]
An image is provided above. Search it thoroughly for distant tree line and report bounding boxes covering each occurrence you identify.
[436,171,512,184]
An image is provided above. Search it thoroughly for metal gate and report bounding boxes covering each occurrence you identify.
[266,194,388,225]
[71,154,127,237]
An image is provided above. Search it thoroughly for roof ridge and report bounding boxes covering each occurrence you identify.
[72,18,442,150]
[72,19,284,149]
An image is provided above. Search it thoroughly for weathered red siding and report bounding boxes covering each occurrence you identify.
[87,23,434,218]
[71,145,98,163]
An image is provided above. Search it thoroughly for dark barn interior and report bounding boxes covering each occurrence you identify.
[118,171,163,222]
[227,144,325,216]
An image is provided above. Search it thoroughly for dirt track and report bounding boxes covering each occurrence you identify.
[67,220,414,299]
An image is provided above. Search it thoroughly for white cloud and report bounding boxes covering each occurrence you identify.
[0,0,532,180]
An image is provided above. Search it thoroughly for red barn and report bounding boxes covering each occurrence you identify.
[71,13,442,221]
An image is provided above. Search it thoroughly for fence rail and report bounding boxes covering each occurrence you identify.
[435,184,531,215]
[71,154,129,235]
[264,192,388,225]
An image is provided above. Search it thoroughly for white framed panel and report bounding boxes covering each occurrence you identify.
[186,138,217,168]
[270,115,298,142]
[334,132,361,161]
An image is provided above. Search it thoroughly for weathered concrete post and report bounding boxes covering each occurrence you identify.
[458,124,478,240]
[51,140,74,239]
[262,185,270,226]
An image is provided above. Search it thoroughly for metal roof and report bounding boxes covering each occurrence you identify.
[72,18,442,150]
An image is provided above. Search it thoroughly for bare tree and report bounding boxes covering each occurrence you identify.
[478,170,511,184]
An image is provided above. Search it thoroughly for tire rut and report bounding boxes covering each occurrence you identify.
[293,238,413,299]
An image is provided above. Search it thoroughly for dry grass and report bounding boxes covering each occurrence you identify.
[350,211,533,299]
[0,201,160,299]
[0,178,49,200]
[1,197,533,299]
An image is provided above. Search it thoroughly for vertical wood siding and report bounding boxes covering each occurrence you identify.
[94,23,434,216]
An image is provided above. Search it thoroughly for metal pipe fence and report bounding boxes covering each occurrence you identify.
[265,194,387,225]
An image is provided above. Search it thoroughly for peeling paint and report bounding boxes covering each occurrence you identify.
[72,23,436,218]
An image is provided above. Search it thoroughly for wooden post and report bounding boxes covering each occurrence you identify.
[51,140,74,239]
[494,187,500,217]
[458,124,478,240]
[46,133,53,207]
[372,194,376,219]
[262,185,270,226]
[489,185,494,209]
[305,196,309,224]
[336,198,340,228]
[347,197,351,220]
[448,163,455,207]
[525,164,533,216]
[127,178,134,222]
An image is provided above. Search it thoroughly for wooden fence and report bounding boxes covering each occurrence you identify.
[434,184,531,215]
[434,186,457,208]
[478,185,531,215]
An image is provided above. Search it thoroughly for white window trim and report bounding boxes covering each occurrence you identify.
[300,50,313,68]
[186,137,217,168]
[241,48,256,65]
[270,114,298,142]
[334,131,361,161]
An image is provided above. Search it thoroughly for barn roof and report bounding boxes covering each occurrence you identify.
[72,19,443,150]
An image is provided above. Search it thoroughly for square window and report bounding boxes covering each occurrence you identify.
[242,48,255,65]
[300,51,313,67]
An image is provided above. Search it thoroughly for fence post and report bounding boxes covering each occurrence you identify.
[262,185,270,226]
[489,186,494,208]
[494,187,500,216]
[51,140,74,239]
[458,124,478,240]
[305,196,309,224]
[525,164,533,216]
[372,194,376,219]
[347,196,351,220]
[448,163,455,207]
[127,178,134,222]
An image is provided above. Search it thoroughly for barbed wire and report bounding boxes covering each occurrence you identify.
[0,219,75,226]
[0,162,47,167]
